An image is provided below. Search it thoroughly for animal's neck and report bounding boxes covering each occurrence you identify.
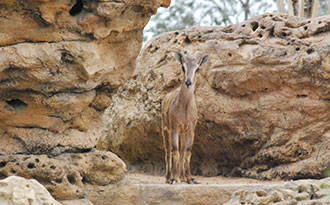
[178,82,195,106]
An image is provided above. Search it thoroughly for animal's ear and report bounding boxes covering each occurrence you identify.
[198,54,209,68]
[174,51,185,65]
[174,51,185,73]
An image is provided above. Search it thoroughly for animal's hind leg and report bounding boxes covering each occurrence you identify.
[163,128,172,183]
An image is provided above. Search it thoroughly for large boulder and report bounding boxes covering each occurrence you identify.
[0,0,170,155]
[0,176,60,205]
[0,0,171,201]
[0,151,126,200]
[98,13,330,179]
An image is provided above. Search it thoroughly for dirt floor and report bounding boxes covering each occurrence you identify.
[126,173,285,185]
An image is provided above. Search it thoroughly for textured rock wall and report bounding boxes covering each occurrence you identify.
[99,13,330,180]
[0,0,170,201]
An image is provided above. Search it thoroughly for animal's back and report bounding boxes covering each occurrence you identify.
[162,88,180,131]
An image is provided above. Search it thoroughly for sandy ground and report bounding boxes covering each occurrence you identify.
[125,173,285,185]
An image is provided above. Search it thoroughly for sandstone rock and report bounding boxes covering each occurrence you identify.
[0,175,60,205]
[226,177,330,204]
[0,0,170,155]
[98,13,330,179]
[0,151,126,200]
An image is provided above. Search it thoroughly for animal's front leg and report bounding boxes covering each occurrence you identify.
[170,129,180,184]
[179,134,186,182]
[184,130,198,184]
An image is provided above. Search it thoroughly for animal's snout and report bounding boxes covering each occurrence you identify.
[185,80,192,88]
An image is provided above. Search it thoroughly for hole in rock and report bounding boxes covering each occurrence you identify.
[6,99,28,112]
[296,47,300,51]
[55,178,62,184]
[69,0,83,16]
[258,34,263,38]
[27,163,35,169]
[318,21,322,24]
[82,176,88,184]
[250,21,259,31]
[304,26,308,31]
[35,159,40,163]
[11,169,16,174]
[0,161,7,168]
[242,24,246,27]
[50,165,56,170]
[67,175,76,184]
[228,53,232,57]
[174,32,179,35]
[306,48,314,54]
[184,36,191,44]
[261,25,266,29]
[297,94,308,98]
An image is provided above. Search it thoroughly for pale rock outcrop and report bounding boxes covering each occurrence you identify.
[99,13,330,179]
[0,0,170,154]
[226,177,330,204]
[0,151,126,200]
[0,0,171,201]
[0,176,60,205]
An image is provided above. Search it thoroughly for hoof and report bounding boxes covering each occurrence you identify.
[188,178,199,184]
[170,179,176,185]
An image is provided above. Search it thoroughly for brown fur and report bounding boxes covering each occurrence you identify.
[161,51,208,184]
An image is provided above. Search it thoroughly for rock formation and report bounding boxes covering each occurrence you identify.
[0,0,170,201]
[99,13,330,180]
[226,177,330,204]
[0,176,60,205]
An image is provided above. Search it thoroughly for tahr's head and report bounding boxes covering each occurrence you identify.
[174,51,209,89]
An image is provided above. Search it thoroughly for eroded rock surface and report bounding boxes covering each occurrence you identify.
[226,177,330,204]
[99,13,330,179]
[0,176,60,205]
[0,151,126,200]
[0,0,170,200]
[0,0,170,154]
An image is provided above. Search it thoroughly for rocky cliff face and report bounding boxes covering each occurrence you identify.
[0,0,170,200]
[99,13,330,180]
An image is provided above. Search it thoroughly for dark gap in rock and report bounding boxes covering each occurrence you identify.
[258,34,263,38]
[304,26,308,30]
[306,48,314,54]
[318,21,322,24]
[0,161,7,168]
[250,21,259,31]
[27,163,35,169]
[5,99,28,112]
[35,158,40,163]
[50,165,56,170]
[228,53,232,57]
[10,169,16,174]
[184,36,191,44]
[102,155,107,160]
[242,24,245,27]
[67,175,76,184]
[261,25,266,29]
[296,47,300,51]
[69,0,83,16]
[82,175,88,184]
[55,178,62,184]
[297,94,307,98]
